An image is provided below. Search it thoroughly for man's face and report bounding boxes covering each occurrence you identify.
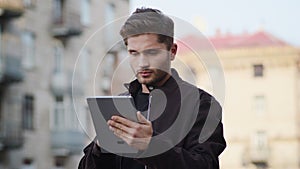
[127,34,176,86]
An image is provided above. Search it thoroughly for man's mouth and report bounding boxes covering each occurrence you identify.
[138,70,153,77]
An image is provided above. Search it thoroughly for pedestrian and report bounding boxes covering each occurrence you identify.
[79,7,226,169]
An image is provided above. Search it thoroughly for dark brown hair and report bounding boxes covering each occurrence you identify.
[119,7,174,50]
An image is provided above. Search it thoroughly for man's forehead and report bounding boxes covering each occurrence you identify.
[127,34,165,50]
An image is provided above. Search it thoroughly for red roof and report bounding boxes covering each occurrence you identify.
[177,30,288,54]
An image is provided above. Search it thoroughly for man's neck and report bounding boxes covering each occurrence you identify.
[141,84,150,93]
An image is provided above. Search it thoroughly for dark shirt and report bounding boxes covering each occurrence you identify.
[135,89,150,116]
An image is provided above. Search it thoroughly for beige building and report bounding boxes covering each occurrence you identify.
[177,31,300,169]
[0,0,129,168]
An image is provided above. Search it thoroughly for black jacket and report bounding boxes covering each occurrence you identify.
[79,69,226,169]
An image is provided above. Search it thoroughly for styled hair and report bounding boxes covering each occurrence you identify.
[119,7,174,50]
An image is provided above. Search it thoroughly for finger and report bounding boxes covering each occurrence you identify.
[113,129,139,144]
[137,111,149,124]
[111,115,136,128]
[108,120,138,136]
[109,120,147,139]
[107,120,130,133]
[110,125,132,141]
[109,125,124,135]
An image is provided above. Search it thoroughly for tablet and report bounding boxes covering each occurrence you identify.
[87,96,138,122]
[86,96,139,154]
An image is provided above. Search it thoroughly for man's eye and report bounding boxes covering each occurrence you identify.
[145,49,159,55]
[129,51,139,56]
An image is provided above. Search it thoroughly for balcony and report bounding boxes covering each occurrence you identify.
[0,34,24,84]
[0,55,23,84]
[0,120,24,150]
[50,103,86,156]
[0,0,24,18]
[249,146,269,166]
[51,12,83,38]
[50,70,84,97]
[51,130,86,156]
[50,71,68,96]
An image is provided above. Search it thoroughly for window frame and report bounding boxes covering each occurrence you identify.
[22,94,35,130]
[253,64,264,77]
[22,31,36,70]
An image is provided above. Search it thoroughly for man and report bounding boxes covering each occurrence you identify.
[79,7,226,169]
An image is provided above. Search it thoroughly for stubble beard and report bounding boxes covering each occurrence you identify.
[137,69,170,87]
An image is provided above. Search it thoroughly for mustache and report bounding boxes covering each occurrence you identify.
[137,69,154,73]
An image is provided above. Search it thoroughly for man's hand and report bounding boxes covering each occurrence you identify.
[107,111,153,150]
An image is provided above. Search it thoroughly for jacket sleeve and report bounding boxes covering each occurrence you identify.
[78,141,118,169]
[137,94,226,169]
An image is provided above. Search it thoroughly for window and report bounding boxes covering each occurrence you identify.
[101,52,117,93]
[104,3,116,45]
[53,0,65,24]
[23,0,36,8]
[22,31,36,69]
[53,96,65,130]
[252,131,268,168]
[22,94,34,130]
[253,95,266,115]
[0,92,3,129]
[80,48,90,80]
[52,96,80,130]
[21,158,36,169]
[253,64,264,77]
[54,43,64,73]
[0,25,3,72]
[67,103,78,130]
[103,53,116,76]
[81,0,91,26]
[253,131,267,150]
[104,3,115,24]
[54,156,65,168]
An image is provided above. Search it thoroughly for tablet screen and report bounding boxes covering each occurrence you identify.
[86,96,139,154]
[87,96,138,122]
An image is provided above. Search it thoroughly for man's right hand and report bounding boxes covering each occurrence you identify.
[107,111,153,150]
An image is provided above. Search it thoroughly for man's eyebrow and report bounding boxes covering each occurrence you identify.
[128,48,163,53]
[128,49,138,53]
[143,48,161,51]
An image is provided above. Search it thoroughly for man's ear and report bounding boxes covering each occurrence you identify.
[170,43,177,61]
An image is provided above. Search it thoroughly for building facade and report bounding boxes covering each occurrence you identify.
[0,0,129,168]
[177,31,300,169]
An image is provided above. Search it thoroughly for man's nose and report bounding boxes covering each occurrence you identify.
[138,55,150,68]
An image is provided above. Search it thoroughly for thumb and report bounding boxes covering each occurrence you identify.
[137,111,148,124]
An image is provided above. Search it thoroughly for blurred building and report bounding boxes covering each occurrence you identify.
[0,0,129,168]
[177,30,300,169]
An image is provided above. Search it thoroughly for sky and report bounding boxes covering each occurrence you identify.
[130,0,300,47]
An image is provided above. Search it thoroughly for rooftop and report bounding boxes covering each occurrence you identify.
[177,30,289,53]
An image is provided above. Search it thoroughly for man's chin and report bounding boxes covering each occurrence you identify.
[137,77,153,85]
[138,80,151,85]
